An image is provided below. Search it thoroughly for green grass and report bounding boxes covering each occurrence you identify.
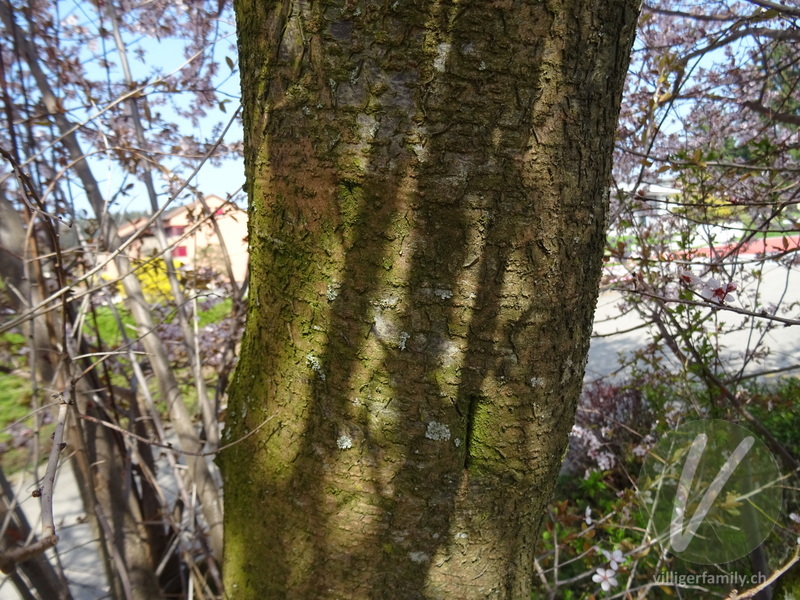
[83,298,232,348]
[0,372,34,430]
[0,297,234,469]
[86,305,137,347]
[746,376,800,458]
[2,331,26,350]
[197,298,233,328]
[0,371,55,473]
[0,333,35,441]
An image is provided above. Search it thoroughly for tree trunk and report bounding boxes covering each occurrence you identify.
[223,1,638,597]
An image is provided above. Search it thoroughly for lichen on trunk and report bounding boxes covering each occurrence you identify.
[222,0,639,597]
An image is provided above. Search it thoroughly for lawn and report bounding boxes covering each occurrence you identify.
[0,297,236,470]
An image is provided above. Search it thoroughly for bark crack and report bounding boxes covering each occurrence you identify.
[463,393,480,469]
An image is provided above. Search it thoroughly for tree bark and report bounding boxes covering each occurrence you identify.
[223,1,638,597]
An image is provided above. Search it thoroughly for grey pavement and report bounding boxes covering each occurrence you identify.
[587,262,800,381]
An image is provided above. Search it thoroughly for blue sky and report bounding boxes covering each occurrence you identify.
[58,1,245,216]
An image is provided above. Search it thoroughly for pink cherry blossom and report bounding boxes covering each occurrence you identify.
[678,270,738,305]
[601,548,625,571]
[678,268,703,286]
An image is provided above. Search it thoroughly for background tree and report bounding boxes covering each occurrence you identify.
[221,0,639,597]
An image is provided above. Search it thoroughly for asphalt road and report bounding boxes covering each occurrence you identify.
[587,261,800,381]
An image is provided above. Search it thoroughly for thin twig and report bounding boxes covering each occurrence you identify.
[617,286,800,327]
[0,106,242,336]
[0,394,69,573]
[0,148,71,226]
[39,394,70,540]
[726,545,800,599]
[77,413,276,457]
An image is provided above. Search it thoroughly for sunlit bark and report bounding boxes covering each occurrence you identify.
[225,0,638,596]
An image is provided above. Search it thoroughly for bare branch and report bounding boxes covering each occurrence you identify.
[726,546,800,599]
[0,106,242,336]
[39,395,70,540]
[679,26,800,67]
[0,394,69,574]
[742,100,800,127]
[77,413,276,457]
[745,0,800,18]
[617,286,800,327]
[643,3,741,21]
[0,149,72,226]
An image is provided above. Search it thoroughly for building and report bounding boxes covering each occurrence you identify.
[116,195,249,283]
[612,181,680,229]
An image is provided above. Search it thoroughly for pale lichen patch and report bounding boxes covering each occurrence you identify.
[371,311,396,342]
[398,331,410,350]
[560,356,575,384]
[433,288,453,300]
[376,296,399,309]
[425,421,451,441]
[433,42,451,72]
[326,282,340,301]
[306,354,326,381]
[441,340,461,367]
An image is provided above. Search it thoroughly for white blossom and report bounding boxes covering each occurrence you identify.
[678,269,738,304]
[699,277,738,304]
[601,548,625,571]
[678,268,703,286]
[592,567,618,592]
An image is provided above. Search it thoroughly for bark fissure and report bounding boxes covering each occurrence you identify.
[462,392,480,469]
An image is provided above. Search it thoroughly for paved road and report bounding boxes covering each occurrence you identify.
[587,261,800,380]
[2,465,108,599]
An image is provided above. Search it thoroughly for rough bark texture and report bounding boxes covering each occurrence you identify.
[223,1,638,597]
